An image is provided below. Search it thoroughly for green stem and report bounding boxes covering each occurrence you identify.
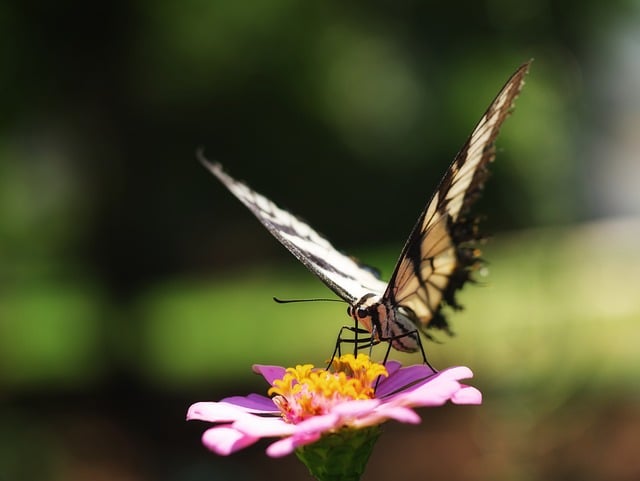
[295,426,382,481]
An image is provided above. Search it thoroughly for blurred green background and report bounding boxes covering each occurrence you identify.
[2,1,640,480]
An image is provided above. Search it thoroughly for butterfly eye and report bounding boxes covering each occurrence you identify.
[356,307,368,319]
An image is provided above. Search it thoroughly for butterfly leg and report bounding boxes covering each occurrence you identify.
[368,325,380,358]
[379,331,437,372]
[327,325,375,368]
[381,339,394,366]
[370,336,398,392]
[413,332,436,372]
[352,318,381,355]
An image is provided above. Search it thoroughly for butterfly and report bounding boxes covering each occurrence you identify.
[200,61,530,354]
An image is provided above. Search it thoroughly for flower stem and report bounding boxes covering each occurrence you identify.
[295,426,382,481]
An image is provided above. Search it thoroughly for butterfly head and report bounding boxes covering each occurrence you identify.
[346,304,371,321]
[347,293,422,352]
[347,293,385,336]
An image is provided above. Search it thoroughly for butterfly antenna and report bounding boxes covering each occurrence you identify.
[273,297,346,304]
[196,146,209,164]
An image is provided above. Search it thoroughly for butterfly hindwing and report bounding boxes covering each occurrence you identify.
[199,159,387,304]
[384,61,531,332]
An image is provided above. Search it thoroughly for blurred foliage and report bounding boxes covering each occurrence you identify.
[2,0,640,480]
[5,221,638,392]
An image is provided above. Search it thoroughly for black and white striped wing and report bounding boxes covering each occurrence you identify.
[384,61,530,331]
[200,159,387,304]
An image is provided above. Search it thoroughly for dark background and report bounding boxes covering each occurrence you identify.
[2,1,640,480]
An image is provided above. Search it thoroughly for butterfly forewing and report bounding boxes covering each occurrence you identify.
[385,61,530,330]
[201,61,529,353]
[200,160,387,304]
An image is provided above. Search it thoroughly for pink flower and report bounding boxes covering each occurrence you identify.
[187,354,481,458]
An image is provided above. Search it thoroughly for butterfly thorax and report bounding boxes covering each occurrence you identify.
[348,293,421,353]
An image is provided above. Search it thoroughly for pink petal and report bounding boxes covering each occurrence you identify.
[266,437,297,458]
[348,415,385,428]
[435,366,474,382]
[374,405,421,424]
[252,365,286,385]
[187,401,255,422]
[383,360,403,377]
[202,426,259,455]
[349,404,420,428]
[232,416,296,437]
[372,360,403,388]
[392,379,461,406]
[377,364,436,398]
[331,399,380,418]
[380,366,477,403]
[266,431,322,458]
[221,393,278,413]
[294,412,340,434]
[451,385,482,405]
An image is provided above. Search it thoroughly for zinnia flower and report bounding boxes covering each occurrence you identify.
[187,354,481,480]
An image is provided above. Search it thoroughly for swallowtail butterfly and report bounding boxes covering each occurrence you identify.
[201,61,529,353]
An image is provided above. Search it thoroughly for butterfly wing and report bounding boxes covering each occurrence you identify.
[384,61,531,332]
[200,158,388,303]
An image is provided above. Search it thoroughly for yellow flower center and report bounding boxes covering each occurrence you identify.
[268,354,388,424]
